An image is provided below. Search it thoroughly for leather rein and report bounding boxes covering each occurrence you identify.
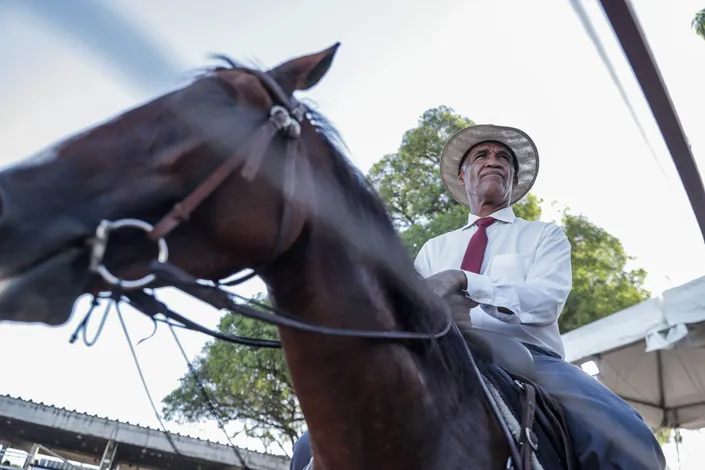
[85,68,527,470]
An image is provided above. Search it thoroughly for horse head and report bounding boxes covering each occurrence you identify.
[0,45,340,325]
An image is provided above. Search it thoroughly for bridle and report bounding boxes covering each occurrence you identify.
[84,67,529,470]
[89,68,304,291]
[87,67,455,344]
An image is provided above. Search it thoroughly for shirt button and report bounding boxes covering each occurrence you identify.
[474,292,483,299]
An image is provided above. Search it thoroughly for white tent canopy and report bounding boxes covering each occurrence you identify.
[562,275,705,429]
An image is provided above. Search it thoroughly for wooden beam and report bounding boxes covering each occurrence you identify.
[599,0,705,242]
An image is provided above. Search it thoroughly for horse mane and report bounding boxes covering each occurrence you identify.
[206,55,481,401]
[306,109,482,402]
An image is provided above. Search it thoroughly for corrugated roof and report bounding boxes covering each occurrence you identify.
[0,393,282,459]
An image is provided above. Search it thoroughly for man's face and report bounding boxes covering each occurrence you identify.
[458,141,518,209]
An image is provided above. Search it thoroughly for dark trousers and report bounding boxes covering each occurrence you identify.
[290,430,313,470]
[525,344,665,469]
[290,346,666,470]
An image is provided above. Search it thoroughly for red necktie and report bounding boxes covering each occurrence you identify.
[460,217,496,273]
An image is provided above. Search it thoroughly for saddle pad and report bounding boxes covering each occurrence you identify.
[477,357,577,470]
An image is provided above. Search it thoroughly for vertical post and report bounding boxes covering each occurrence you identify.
[22,443,39,470]
[0,439,10,463]
[99,440,118,470]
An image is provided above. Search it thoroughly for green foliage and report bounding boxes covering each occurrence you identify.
[653,428,673,446]
[559,211,650,332]
[693,8,705,40]
[368,105,474,228]
[162,294,302,453]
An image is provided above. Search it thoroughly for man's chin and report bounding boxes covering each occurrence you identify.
[478,183,511,203]
[0,248,91,326]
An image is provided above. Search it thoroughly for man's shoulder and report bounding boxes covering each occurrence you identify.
[513,217,564,234]
[417,225,467,256]
[424,225,467,245]
[513,218,570,251]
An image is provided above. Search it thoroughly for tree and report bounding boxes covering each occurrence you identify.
[653,428,674,446]
[161,294,302,454]
[163,106,651,450]
[559,211,649,332]
[693,8,705,40]
[368,106,474,229]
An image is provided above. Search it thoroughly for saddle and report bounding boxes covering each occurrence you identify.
[462,327,578,470]
[460,327,537,381]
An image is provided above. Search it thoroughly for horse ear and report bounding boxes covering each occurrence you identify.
[268,43,340,95]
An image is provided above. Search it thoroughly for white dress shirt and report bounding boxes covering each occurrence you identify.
[414,207,572,358]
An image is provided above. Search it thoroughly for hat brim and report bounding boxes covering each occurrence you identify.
[439,124,539,208]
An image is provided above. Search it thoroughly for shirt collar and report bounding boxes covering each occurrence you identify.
[463,206,516,230]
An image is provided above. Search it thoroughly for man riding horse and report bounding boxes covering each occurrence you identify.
[292,124,666,469]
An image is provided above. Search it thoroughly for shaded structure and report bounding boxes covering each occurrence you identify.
[563,275,705,430]
[0,395,288,470]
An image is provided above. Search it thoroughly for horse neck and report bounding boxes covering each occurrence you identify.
[262,225,501,469]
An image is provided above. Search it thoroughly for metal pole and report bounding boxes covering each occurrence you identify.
[0,440,8,463]
[99,440,118,470]
[35,445,84,470]
[22,444,38,470]
[598,0,705,243]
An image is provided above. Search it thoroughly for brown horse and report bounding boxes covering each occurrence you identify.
[0,45,533,469]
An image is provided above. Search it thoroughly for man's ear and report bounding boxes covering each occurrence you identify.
[268,43,340,96]
[458,167,466,185]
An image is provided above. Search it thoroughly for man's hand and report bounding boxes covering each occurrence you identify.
[425,270,478,329]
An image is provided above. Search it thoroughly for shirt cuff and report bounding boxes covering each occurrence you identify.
[462,270,493,303]
[462,270,520,324]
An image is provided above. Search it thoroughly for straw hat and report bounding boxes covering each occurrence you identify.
[439,124,539,207]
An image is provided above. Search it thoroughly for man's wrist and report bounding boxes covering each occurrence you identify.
[455,269,468,291]
[460,269,494,305]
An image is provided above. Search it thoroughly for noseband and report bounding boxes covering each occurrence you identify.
[85,69,528,470]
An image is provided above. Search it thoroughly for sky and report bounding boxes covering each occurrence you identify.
[0,0,704,467]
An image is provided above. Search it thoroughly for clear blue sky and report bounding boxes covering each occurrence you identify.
[0,0,704,466]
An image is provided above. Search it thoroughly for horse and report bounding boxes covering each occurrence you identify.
[0,44,572,470]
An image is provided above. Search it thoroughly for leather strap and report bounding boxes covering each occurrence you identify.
[149,118,282,241]
[247,69,306,121]
[148,67,305,243]
[519,382,538,470]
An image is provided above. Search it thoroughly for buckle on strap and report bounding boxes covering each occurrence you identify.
[525,427,538,451]
[505,456,515,470]
[518,381,538,469]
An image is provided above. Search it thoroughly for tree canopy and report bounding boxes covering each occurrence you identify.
[693,8,705,40]
[163,105,651,451]
[162,294,301,454]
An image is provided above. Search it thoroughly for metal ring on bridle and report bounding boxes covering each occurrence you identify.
[89,218,169,290]
[269,105,301,138]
